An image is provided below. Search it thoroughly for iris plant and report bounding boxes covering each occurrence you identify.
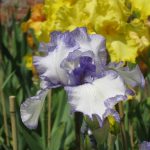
[20,27,144,129]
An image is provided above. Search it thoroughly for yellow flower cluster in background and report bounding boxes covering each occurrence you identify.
[130,0,150,20]
[21,3,46,79]
[24,54,33,70]
[30,0,150,63]
[21,3,46,39]
[24,54,39,82]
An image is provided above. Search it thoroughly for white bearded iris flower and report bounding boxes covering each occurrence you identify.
[20,27,144,129]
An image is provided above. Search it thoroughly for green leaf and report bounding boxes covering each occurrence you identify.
[92,121,109,146]
[2,71,15,89]
[51,88,67,133]
[48,123,66,150]
[85,116,109,148]
[19,125,43,150]
[83,135,92,150]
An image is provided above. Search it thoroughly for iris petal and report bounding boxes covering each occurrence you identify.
[89,34,107,65]
[71,28,107,66]
[117,65,145,88]
[33,48,70,87]
[65,72,127,126]
[20,90,48,129]
[34,27,106,87]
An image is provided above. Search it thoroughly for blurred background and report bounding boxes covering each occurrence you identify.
[0,0,150,150]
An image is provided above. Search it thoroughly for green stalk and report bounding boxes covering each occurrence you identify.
[129,122,134,150]
[108,133,113,150]
[0,63,9,146]
[118,102,128,150]
[74,112,83,150]
[9,96,18,150]
[47,90,52,145]
[41,102,46,149]
[0,90,9,146]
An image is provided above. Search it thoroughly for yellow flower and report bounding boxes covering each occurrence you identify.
[110,41,138,62]
[26,0,150,63]
[39,0,129,41]
[108,116,116,127]
[28,20,42,36]
[31,3,46,21]
[128,31,149,52]
[24,54,33,70]
[21,3,46,34]
[27,34,34,48]
[24,54,39,82]
[21,22,29,32]
[130,0,150,20]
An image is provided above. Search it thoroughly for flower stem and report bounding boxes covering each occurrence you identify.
[0,59,9,146]
[9,96,18,150]
[41,102,46,149]
[74,112,83,150]
[108,133,113,150]
[0,90,9,146]
[47,90,52,145]
[118,102,128,150]
[129,122,134,150]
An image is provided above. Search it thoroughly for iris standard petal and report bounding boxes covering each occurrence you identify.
[20,90,48,129]
[34,28,107,87]
[71,27,107,66]
[71,27,90,50]
[33,32,80,87]
[65,72,127,126]
[89,34,107,65]
[33,48,70,87]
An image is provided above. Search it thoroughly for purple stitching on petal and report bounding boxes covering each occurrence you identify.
[104,95,127,108]
[50,31,62,45]
[38,42,49,53]
[108,62,124,68]
[33,56,46,75]
[105,70,118,79]
[71,27,89,40]
[125,89,135,96]
[94,114,103,127]
[40,75,62,88]
[103,109,120,122]
[60,31,76,48]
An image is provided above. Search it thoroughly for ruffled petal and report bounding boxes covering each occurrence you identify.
[89,34,107,66]
[71,27,90,50]
[35,29,82,87]
[20,90,48,129]
[65,72,127,126]
[71,28,107,66]
[33,49,69,87]
[61,50,96,85]
[35,28,106,87]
